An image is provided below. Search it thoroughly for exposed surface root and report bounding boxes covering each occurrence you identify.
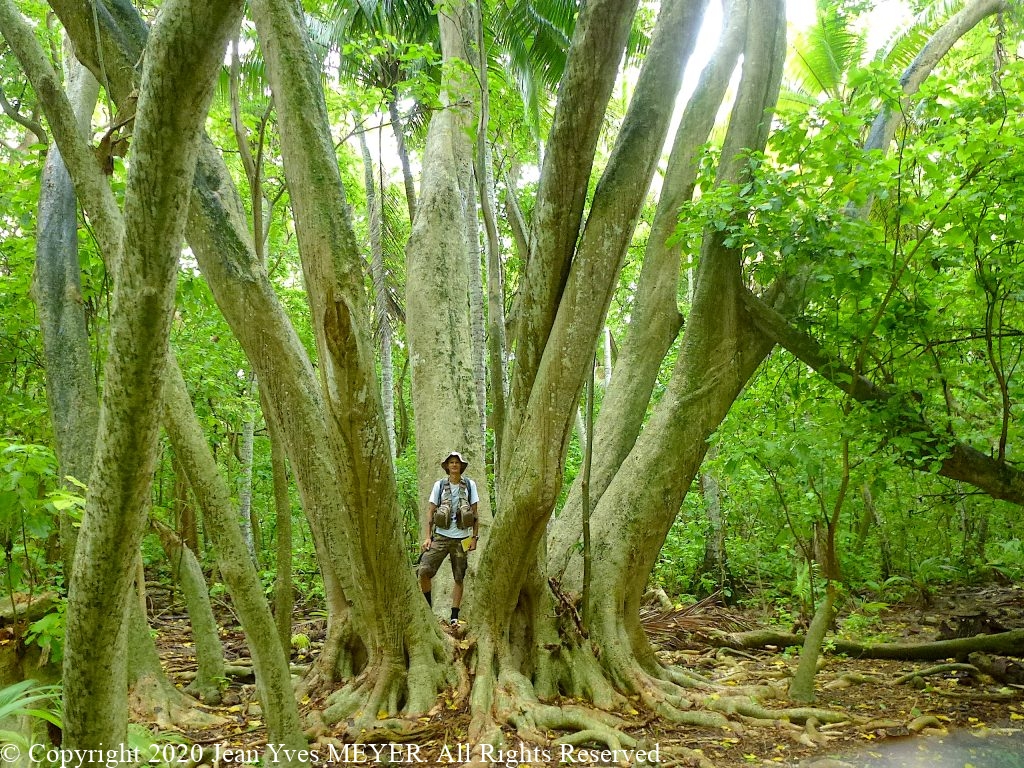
[320,650,455,735]
[703,695,848,725]
[129,674,225,729]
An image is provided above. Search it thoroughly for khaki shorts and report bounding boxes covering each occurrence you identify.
[418,535,469,583]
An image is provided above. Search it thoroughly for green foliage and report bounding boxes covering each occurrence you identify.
[0,679,62,750]
[0,443,70,596]
[24,599,65,664]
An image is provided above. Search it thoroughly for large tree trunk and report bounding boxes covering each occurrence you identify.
[249,0,452,718]
[30,50,98,571]
[548,0,745,579]
[405,0,489,511]
[513,0,786,732]
[54,0,241,755]
[47,0,431,715]
[356,121,397,459]
[466,0,717,740]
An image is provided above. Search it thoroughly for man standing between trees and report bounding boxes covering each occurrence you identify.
[419,451,479,626]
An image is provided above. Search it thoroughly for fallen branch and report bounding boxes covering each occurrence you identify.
[893,663,977,685]
[707,628,1024,660]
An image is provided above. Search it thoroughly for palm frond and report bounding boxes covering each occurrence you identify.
[786,0,867,99]
[874,0,966,73]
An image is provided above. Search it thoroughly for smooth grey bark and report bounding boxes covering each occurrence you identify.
[388,92,417,223]
[152,519,227,704]
[162,358,306,757]
[30,50,98,571]
[695,464,731,595]
[466,172,488,459]
[238,374,257,559]
[548,0,746,579]
[864,0,1008,154]
[406,0,490,517]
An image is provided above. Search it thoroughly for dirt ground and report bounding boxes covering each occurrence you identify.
[150,584,1024,768]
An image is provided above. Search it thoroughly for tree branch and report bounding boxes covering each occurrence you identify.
[741,289,1024,506]
[0,83,47,144]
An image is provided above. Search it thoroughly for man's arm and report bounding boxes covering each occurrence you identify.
[422,484,438,550]
[468,480,480,551]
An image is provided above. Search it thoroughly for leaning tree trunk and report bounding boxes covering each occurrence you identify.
[30,49,99,571]
[466,0,712,741]
[4,1,245,757]
[152,518,227,704]
[162,358,307,757]
[388,91,417,224]
[547,0,745,581]
[50,0,427,709]
[10,13,226,737]
[249,0,453,719]
[789,581,838,703]
[237,373,258,560]
[550,0,785,730]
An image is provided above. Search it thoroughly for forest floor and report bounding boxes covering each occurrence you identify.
[150,583,1024,768]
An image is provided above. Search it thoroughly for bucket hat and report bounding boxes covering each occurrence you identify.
[441,451,469,472]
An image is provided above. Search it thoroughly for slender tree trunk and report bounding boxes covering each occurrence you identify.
[466,171,488,459]
[238,373,257,560]
[163,358,306,756]
[266,394,294,658]
[152,518,227,704]
[356,119,396,459]
[789,581,838,703]
[270,436,290,659]
[388,91,417,223]
[479,143,507,489]
[173,454,200,554]
[695,454,731,598]
[30,48,99,572]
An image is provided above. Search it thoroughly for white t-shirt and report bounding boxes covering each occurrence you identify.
[430,477,479,539]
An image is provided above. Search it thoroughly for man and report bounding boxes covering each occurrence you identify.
[419,451,479,626]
